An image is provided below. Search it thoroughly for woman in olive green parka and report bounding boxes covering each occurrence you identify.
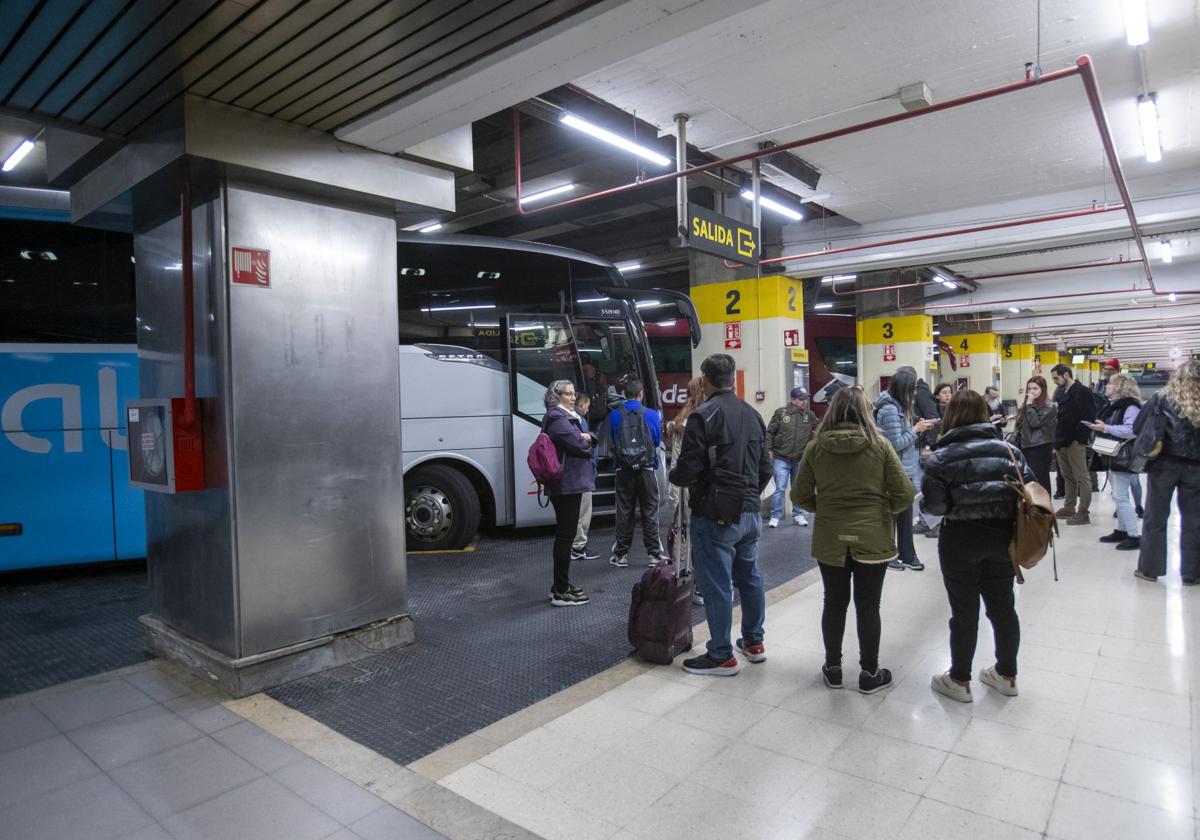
[792,386,915,694]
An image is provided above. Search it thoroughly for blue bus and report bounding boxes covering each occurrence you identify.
[0,219,143,572]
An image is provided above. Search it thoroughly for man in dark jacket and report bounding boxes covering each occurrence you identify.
[766,387,818,527]
[1050,364,1098,525]
[670,354,772,676]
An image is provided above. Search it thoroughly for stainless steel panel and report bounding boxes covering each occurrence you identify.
[225,184,406,655]
[135,189,239,656]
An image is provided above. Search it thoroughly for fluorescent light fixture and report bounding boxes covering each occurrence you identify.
[559,113,671,166]
[577,296,609,303]
[1138,94,1162,163]
[1123,0,1149,45]
[940,278,957,289]
[420,304,497,312]
[519,183,575,205]
[1168,292,1177,302]
[655,320,677,327]
[2,139,34,172]
[615,261,641,273]
[813,302,834,310]
[933,329,940,335]
[1160,240,1173,263]
[635,300,664,309]
[417,222,442,234]
[1007,306,1021,314]
[739,190,803,221]
[821,274,857,284]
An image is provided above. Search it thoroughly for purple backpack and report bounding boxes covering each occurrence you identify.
[527,427,562,485]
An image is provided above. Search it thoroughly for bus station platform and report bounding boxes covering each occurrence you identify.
[2,495,1199,840]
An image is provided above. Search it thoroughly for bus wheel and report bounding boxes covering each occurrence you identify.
[405,465,480,551]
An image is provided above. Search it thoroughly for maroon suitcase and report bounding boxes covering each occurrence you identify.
[627,502,694,665]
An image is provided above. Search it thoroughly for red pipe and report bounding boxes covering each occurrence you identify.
[180,171,196,430]
[757,204,1124,268]
[514,62,1086,217]
[956,257,1142,283]
[1074,56,1159,294]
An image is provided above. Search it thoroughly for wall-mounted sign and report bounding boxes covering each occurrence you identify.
[882,343,896,362]
[724,322,742,350]
[231,247,270,287]
[790,348,809,362]
[685,203,759,263]
[783,328,801,348]
[960,353,971,368]
[1065,344,1105,357]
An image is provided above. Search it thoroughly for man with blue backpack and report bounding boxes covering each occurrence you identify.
[608,378,664,567]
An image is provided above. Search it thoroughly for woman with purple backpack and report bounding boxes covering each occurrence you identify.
[539,379,597,606]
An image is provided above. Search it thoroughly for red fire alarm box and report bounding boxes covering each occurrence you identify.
[127,398,206,493]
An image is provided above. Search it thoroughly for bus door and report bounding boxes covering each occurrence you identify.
[506,314,584,528]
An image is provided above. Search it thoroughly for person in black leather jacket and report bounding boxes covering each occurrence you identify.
[921,390,1035,704]
[1135,360,1200,585]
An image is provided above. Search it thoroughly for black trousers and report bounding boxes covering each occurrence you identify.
[818,556,888,672]
[895,510,917,565]
[937,519,1020,682]
[550,494,582,593]
[1138,456,1200,580]
[613,468,662,556]
[1021,443,1052,493]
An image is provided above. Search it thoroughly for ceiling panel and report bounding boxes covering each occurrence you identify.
[0,0,602,139]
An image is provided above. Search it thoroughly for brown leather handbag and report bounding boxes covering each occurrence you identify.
[1004,446,1058,584]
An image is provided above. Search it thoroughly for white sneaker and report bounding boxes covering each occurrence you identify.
[930,672,972,703]
[768,517,780,528]
[979,666,1018,696]
[793,513,808,526]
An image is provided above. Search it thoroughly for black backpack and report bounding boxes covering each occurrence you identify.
[616,405,654,470]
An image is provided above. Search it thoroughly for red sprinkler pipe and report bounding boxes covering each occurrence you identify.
[179,170,196,430]
[960,257,1143,282]
[756,204,1125,269]
[513,61,1086,217]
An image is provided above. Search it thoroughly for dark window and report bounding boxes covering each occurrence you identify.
[814,336,857,378]
[0,220,136,342]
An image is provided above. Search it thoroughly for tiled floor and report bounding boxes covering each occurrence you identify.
[434,491,1200,840]
[0,668,446,840]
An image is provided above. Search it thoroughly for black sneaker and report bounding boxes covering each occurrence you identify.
[1136,505,1144,518]
[859,668,893,694]
[887,559,905,571]
[609,554,629,568]
[912,521,932,535]
[904,559,925,571]
[549,588,589,606]
[1115,536,1141,551]
[648,553,667,567]
[682,653,740,676]
[821,664,843,689]
[735,638,767,663]
[1099,530,1128,543]
[571,547,600,561]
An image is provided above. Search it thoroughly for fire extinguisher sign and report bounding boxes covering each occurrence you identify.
[724,322,742,350]
[232,247,270,288]
[882,343,896,362]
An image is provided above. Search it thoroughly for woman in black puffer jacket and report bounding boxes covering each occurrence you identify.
[921,390,1035,705]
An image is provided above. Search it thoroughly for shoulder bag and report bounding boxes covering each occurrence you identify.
[1004,446,1058,584]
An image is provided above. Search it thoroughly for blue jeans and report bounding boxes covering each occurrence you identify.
[691,512,766,660]
[1130,473,1143,509]
[1111,471,1141,537]
[771,457,803,519]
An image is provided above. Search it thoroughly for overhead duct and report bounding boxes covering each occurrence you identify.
[756,141,821,189]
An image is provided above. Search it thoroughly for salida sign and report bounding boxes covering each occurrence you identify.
[685,204,759,263]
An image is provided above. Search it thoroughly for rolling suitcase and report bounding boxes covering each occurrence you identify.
[627,498,694,664]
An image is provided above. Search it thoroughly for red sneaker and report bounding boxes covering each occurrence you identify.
[736,639,767,663]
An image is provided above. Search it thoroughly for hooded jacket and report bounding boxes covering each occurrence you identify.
[921,423,1035,521]
[874,392,919,478]
[542,405,596,496]
[791,424,915,566]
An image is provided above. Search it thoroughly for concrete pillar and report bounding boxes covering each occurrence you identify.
[1001,343,1035,404]
[941,332,999,393]
[690,273,805,426]
[856,315,933,398]
[67,98,456,696]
